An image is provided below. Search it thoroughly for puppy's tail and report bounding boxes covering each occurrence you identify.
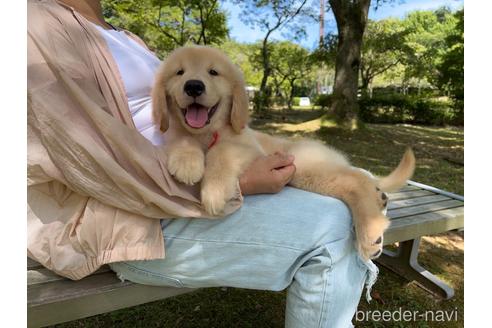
[378,148,416,192]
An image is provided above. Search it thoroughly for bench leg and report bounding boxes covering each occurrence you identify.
[376,237,454,299]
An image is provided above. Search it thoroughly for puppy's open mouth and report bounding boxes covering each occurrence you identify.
[182,102,219,129]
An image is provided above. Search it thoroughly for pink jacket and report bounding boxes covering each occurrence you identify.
[27,0,242,280]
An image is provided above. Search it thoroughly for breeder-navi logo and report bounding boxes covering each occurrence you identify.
[355,307,459,322]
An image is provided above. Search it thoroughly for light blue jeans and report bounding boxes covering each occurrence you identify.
[110,187,378,328]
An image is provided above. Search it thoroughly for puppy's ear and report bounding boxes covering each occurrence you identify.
[230,77,249,133]
[151,72,169,133]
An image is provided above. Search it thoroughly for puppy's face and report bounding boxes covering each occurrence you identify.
[152,46,249,135]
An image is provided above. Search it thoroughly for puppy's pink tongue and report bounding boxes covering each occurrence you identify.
[185,104,208,128]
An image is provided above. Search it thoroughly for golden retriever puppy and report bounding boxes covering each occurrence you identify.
[152,46,415,260]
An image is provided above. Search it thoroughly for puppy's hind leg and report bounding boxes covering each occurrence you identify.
[289,166,389,261]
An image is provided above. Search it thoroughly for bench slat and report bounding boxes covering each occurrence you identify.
[28,271,132,306]
[399,185,421,191]
[389,206,464,230]
[28,269,67,286]
[388,190,435,201]
[407,180,464,201]
[384,207,464,245]
[27,257,42,270]
[28,265,111,287]
[28,272,195,327]
[388,199,464,220]
[388,194,450,210]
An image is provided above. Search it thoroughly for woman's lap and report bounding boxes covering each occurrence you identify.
[110,187,377,327]
[110,187,372,290]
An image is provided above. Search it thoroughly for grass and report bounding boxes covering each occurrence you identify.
[54,108,464,328]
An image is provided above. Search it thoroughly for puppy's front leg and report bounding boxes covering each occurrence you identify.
[201,142,260,215]
[167,137,205,185]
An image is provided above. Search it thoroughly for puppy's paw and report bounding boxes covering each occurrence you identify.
[167,149,205,185]
[201,183,227,216]
[375,187,389,210]
[355,214,390,261]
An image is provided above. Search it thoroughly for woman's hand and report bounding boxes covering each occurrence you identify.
[239,152,296,195]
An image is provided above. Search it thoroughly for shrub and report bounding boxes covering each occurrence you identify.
[358,94,461,126]
[292,97,301,106]
[314,94,333,110]
[253,92,271,114]
[451,100,464,125]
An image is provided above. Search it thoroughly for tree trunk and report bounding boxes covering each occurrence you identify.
[360,76,369,95]
[329,0,371,129]
[254,35,273,115]
[360,76,374,98]
[287,78,296,110]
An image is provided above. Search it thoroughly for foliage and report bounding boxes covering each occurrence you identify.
[358,94,462,126]
[269,41,313,109]
[435,9,464,105]
[100,1,464,125]
[310,32,338,67]
[232,0,314,41]
[400,7,458,88]
[101,0,228,58]
[232,0,314,113]
[220,40,263,86]
[362,7,463,96]
[355,6,463,126]
[360,18,411,93]
[372,86,440,98]
[314,94,333,110]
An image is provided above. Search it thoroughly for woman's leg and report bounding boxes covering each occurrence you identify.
[110,187,378,328]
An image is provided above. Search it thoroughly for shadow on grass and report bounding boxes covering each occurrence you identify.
[252,109,464,195]
[251,107,325,127]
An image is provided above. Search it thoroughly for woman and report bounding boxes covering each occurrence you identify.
[27,0,378,327]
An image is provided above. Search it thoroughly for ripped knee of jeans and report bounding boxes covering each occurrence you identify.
[362,259,379,302]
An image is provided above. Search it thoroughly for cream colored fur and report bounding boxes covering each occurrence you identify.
[152,46,416,260]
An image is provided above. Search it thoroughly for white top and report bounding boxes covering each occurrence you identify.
[94,24,165,145]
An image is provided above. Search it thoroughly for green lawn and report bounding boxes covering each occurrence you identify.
[54,108,464,328]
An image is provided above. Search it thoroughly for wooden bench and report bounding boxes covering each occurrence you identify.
[27,259,197,327]
[27,181,464,327]
[377,181,464,300]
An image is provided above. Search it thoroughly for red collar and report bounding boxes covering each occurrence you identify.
[208,131,220,149]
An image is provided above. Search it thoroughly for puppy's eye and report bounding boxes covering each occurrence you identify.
[177,69,184,76]
[209,69,218,76]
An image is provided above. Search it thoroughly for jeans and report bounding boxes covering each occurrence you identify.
[110,187,378,328]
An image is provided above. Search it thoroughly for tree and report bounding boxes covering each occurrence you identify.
[360,18,410,97]
[193,0,228,45]
[270,41,312,109]
[327,0,371,128]
[102,0,228,57]
[220,40,263,87]
[234,0,312,115]
[311,32,337,96]
[401,8,457,91]
[357,7,462,95]
[436,9,463,105]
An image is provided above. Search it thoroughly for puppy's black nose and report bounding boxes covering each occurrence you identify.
[184,80,205,97]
